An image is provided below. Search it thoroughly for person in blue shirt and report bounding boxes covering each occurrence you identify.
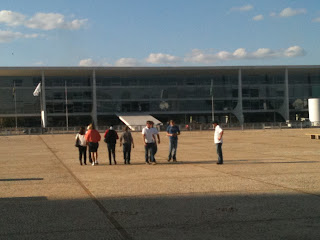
[166,120,180,162]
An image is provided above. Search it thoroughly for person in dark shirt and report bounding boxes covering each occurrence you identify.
[104,125,119,165]
[120,126,134,164]
[166,120,180,162]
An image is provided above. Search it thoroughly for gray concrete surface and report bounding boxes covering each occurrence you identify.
[1,129,320,239]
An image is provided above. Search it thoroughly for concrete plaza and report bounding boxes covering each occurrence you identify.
[1,129,320,239]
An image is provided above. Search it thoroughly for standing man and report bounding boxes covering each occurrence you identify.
[213,120,224,165]
[104,125,119,165]
[150,121,160,163]
[142,121,156,165]
[120,126,134,164]
[166,120,180,162]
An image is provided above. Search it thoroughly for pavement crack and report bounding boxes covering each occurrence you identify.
[38,136,132,240]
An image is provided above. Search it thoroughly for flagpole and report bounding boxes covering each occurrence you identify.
[13,81,18,130]
[39,85,43,127]
[65,81,69,131]
[33,82,42,128]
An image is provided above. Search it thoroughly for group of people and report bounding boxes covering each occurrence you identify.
[75,123,134,166]
[75,119,224,166]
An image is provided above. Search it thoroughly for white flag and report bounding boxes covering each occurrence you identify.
[33,82,41,96]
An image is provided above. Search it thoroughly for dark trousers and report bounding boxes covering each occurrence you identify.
[168,138,178,160]
[216,143,223,163]
[78,146,87,164]
[107,143,116,164]
[123,143,131,163]
[145,143,155,163]
[151,143,157,161]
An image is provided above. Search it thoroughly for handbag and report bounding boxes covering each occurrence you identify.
[75,136,80,147]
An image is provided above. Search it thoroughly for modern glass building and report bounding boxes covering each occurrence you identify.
[0,66,320,128]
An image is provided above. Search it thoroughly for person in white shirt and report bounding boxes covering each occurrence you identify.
[150,121,160,162]
[142,121,156,165]
[213,120,224,165]
[75,126,87,165]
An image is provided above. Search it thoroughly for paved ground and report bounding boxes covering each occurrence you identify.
[1,129,320,239]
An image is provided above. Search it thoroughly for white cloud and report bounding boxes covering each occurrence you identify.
[0,10,87,30]
[273,7,307,18]
[233,48,248,58]
[78,58,111,66]
[253,14,264,21]
[79,46,306,66]
[33,61,45,66]
[0,30,39,43]
[184,46,306,63]
[184,49,216,64]
[252,48,277,58]
[146,53,181,64]
[114,58,140,67]
[25,13,87,30]
[0,10,25,26]
[270,12,277,17]
[312,17,320,22]
[230,5,254,12]
[283,46,305,57]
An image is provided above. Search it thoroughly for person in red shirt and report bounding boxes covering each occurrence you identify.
[85,123,101,166]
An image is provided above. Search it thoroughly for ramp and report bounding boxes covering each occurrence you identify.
[117,114,162,131]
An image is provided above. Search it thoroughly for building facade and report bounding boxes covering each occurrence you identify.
[0,66,319,128]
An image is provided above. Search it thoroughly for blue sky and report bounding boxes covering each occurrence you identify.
[0,0,319,66]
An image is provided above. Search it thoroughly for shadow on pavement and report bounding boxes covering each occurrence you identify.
[1,193,320,239]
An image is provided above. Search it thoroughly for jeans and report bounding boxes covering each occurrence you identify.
[107,143,116,164]
[168,138,178,160]
[152,143,158,161]
[216,143,223,163]
[78,146,87,164]
[145,143,155,163]
[123,143,131,163]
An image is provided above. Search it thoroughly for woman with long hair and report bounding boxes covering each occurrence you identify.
[85,123,101,166]
[75,126,87,165]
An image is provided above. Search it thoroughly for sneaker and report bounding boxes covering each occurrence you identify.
[95,161,98,165]
[152,162,157,165]
[145,161,150,165]
[92,162,95,166]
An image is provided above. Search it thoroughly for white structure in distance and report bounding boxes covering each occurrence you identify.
[308,98,320,126]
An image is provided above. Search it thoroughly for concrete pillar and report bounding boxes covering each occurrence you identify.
[92,69,98,129]
[41,71,47,128]
[279,68,290,121]
[233,68,244,126]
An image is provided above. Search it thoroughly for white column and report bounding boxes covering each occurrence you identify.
[284,68,289,121]
[233,68,244,126]
[41,71,47,128]
[279,68,290,121]
[92,69,98,129]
